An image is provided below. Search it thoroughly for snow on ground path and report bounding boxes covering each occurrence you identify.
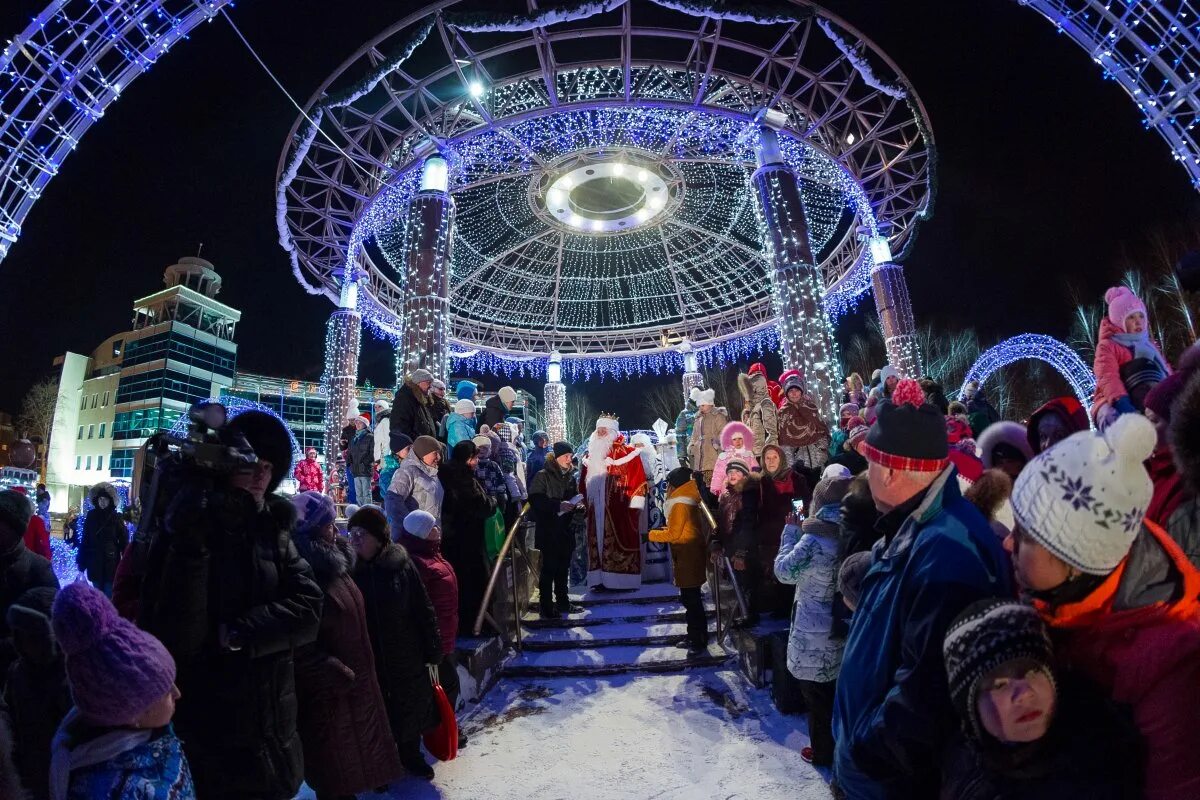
[316,667,833,800]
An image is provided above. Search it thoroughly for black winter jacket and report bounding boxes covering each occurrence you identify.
[391,380,437,445]
[529,459,577,550]
[438,462,497,628]
[352,542,442,743]
[481,395,509,428]
[4,653,71,798]
[140,491,323,800]
[348,429,375,477]
[0,542,57,683]
[77,506,127,589]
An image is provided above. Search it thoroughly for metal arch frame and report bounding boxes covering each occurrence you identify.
[958,333,1097,422]
[278,2,934,357]
[0,0,230,264]
[1016,0,1200,189]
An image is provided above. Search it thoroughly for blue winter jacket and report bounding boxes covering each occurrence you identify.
[832,467,1012,800]
[525,445,551,480]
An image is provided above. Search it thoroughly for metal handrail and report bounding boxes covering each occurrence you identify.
[472,502,532,637]
[696,495,750,622]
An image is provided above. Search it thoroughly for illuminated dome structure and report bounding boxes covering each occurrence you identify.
[276,0,937,443]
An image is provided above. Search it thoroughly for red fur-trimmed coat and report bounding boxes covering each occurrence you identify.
[294,457,324,493]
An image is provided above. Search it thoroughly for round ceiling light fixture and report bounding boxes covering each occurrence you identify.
[543,159,672,234]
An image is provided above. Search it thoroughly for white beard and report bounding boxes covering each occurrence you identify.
[586,431,614,482]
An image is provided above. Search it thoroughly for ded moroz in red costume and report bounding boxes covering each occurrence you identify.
[580,414,649,590]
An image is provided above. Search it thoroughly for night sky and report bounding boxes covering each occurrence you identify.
[1,1,1196,426]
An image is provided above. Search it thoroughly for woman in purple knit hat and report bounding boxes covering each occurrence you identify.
[48,581,194,800]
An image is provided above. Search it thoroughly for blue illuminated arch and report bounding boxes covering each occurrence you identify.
[166,395,304,466]
[959,334,1096,420]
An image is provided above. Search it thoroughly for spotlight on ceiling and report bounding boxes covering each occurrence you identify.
[612,162,625,176]
[468,80,485,99]
[845,132,857,145]
[637,169,649,182]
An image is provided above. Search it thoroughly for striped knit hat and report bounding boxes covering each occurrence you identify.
[863,379,949,472]
[943,599,1054,740]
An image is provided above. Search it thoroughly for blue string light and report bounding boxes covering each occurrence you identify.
[959,333,1097,421]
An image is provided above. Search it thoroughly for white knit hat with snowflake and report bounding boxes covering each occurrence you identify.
[1011,413,1155,575]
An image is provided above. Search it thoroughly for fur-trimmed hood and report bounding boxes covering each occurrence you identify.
[738,371,770,406]
[720,420,755,451]
[977,421,1034,468]
[87,482,119,507]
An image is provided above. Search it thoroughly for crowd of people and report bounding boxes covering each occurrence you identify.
[1,282,1199,798]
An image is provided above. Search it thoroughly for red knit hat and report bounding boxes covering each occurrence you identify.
[863,379,950,472]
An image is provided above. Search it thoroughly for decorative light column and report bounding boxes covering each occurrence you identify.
[322,272,362,472]
[751,125,840,422]
[545,350,567,443]
[678,339,704,404]
[868,235,922,377]
[400,155,455,381]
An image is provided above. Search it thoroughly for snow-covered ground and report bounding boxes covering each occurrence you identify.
[298,667,833,800]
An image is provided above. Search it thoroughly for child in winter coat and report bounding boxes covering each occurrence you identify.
[827,403,860,459]
[5,586,71,799]
[1009,414,1200,800]
[774,472,852,767]
[648,468,710,656]
[710,422,759,496]
[940,599,1142,800]
[1092,285,1172,427]
[49,581,194,800]
[447,398,478,449]
[706,460,761,627]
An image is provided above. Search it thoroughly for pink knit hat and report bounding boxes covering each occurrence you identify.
[52,581,176,726]
[1106,286,1147,328]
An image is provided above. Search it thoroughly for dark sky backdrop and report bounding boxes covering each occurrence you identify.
[0,1,1196,426]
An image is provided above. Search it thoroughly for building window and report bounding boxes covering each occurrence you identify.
[87,424,94,439]
[85,456,92,470]
[92,394,98,409]
[96,455,103,471]
[75,456,81,470]
[110,449,136,479]
[80,396,87,411]
[99,423,106,439]
[77,426,83,440]
[102,390,110,407]
[112,340,123,358]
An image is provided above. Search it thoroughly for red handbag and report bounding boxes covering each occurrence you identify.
[423,665,459,761]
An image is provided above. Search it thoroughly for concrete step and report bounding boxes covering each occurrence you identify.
[502,642,731,677]
[568,581,691,607]
[521,620,718,651]
[521,601,714,629]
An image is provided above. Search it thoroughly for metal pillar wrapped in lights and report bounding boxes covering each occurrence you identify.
[322,273,363,473]
[868,236,922,378]
[678,339,704,405]
[400,155,456,381]
[751,126,840,423]
[544,351,567,443]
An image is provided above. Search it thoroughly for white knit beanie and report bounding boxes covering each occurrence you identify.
[454,398,476,415]
[1011,414,1155,575]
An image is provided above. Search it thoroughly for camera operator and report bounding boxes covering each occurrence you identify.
[139,409,322,800]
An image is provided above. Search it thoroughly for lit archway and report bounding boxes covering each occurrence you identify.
[958,334,1096,420]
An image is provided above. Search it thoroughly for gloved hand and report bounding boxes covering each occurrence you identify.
[1113,396,1138,416]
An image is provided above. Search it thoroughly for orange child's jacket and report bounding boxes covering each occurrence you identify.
[648,480,707,589]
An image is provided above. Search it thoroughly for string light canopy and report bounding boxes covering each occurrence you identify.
[277,0,936,374]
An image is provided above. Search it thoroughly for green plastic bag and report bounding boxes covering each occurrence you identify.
[484,508,506,560]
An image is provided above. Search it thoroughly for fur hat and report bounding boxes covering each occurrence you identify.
[689,386,702,404]
[863,380,948,471]
[978,421,1034,470]
[0,490,32,542]
[402,510,437,539]
[1105,285,1147,328]
[667,467,693,489]
[228,410,294,492]
[410,368,434,385]
[943,599,1054,741]
[720,421,755,452]
[291,491,336,535]
[695,388,716,406]
[348,505,390,546]
[413,435,441,459]
[454,398,477,416]
[456,380,478,401]
[780,369,804,394]
[1012,414,1155,575]
[963,469,1013,522]
[498,386,517,406]
[53,581,176,727]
